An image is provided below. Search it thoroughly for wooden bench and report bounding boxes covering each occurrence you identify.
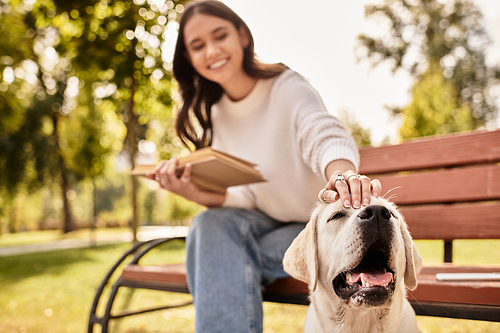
[88,129,500,332]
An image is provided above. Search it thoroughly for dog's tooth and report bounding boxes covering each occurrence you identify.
[361,275,367,286]
[346,272,351,283]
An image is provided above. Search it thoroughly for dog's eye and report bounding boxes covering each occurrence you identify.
[327,212,346,222]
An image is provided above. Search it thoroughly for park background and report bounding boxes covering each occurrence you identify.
[1,0,500,332]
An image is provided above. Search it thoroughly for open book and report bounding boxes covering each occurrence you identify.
[131,147,265,194]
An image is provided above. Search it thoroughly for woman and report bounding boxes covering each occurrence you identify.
[151,1,381,332]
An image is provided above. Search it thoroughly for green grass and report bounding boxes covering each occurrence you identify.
[0,238,190,333]
[0,232,499,332]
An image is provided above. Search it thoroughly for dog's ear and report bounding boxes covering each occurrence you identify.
[283,206,320,292]
[400,221,423,290]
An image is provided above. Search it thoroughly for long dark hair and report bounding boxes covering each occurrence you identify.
[173,0,286,149]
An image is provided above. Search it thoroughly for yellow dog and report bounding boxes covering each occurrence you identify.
[284,197,422,333]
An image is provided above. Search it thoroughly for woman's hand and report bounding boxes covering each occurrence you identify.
[320,160,381,209]
[146,156,225,207]
[148,155,194,194]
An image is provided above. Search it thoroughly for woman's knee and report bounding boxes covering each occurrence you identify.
[187,208,254,267]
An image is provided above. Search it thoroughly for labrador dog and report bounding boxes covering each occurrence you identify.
[284,196,422,333]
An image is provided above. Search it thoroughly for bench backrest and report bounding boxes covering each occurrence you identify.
[359,130,500,244]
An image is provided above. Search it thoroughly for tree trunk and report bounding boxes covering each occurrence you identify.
[128,80,139,242]
[8,201,17,233]
[61,167,73,233]
[53,111,73,234]
[90,177,97,246]
[0,202,5,236]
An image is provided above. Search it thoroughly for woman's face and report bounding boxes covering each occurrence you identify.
[183,13,249,89]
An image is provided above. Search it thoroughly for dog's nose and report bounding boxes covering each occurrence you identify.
[358,205,392,222]
[357,205,393,247]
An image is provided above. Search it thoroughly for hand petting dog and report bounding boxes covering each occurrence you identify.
[320,168,382,209]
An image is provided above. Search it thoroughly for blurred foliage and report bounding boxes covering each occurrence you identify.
[399,61,474,139]
[0,0,195,234]
[338,109,372,147]
[0,170,203,233]
[357,0,500,140]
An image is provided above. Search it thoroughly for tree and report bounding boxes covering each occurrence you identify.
[1,0,188,236]
[0,2,112,232]
[398,61,474,139]
[357,0,500,139]
[0,4,78,232]
[34,0,187,239]
[61,84,125,234]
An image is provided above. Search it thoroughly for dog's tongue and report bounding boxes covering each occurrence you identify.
[348,272,393,286]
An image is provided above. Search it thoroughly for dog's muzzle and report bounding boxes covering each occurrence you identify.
[333,205,396,307]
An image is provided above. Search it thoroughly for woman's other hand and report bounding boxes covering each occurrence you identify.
[149,156,193,193]
[146,156,225,207]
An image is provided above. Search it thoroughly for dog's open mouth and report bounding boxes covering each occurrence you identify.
[333,241,395,306]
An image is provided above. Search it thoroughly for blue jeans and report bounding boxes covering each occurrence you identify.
[186,207,305,333]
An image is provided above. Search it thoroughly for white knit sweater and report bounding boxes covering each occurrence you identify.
[211,69,359,222]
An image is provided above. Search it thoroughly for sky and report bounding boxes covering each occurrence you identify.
[221,0,500,145]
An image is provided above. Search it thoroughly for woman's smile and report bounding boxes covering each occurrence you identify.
[209,59,229,70]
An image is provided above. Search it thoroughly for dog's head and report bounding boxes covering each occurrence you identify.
[283,196,422,309]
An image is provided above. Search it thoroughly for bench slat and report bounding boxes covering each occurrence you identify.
[359,130,500,175]
[401,202,500,240]
[377,165,500,205]
[122,263,187,285]
[121,264,500,307]
[410,301,500,322]
[411,266,500,306]
[263,277,310,305]
[410,283,500,307]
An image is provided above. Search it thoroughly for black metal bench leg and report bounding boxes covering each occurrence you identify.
[88,237,187,332]
[88,240,150,333]
[99,276,124,333]
[444,240,453,263]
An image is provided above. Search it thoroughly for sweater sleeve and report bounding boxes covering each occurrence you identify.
[285,74,360,181]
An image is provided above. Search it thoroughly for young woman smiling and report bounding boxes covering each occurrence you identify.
[150,1,381,332]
